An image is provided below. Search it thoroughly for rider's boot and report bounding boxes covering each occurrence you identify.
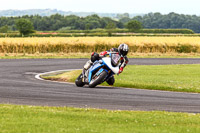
[84,60,93,70]
[106,76,115,85]
[82,60,93,82]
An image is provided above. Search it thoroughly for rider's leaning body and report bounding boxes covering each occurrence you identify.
[83,44,129,85]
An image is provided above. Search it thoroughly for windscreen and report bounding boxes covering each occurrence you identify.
[111,54,120,67]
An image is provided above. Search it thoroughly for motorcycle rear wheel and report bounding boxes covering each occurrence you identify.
[89,71,107,88]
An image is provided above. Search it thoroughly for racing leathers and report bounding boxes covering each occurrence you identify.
[99,48,129,74]
[83,48,129,85]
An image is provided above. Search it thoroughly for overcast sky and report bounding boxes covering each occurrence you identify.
[0,0,199,15]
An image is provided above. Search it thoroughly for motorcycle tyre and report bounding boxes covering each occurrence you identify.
[89,71,107,88]
[75,74,85,87]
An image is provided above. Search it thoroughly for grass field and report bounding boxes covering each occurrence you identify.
[0,37,200,55]
[41,64,200,93]
[0,104,200,133]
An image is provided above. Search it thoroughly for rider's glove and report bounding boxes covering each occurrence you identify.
[118,67,123,74]
[100,51,107,57]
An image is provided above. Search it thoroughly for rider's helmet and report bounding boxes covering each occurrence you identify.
[118,43,129,56]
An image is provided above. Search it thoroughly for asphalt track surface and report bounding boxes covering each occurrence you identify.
[0,58,200,113]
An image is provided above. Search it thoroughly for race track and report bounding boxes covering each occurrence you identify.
[0,58,200,113]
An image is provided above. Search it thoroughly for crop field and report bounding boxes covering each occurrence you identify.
[0,37,200,54]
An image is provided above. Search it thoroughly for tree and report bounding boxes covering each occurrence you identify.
[106,22,116,29]
[126,20,143,31]
[117,13,130,19]
[106,22,116,36]
[119,17,131,24]
[0,25,9,33]
[15,19,34,36]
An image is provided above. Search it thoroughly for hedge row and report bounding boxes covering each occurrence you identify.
[136,29,194,34]
[57,28,194,34]
[0,29,195,38]
[0,33,199,38]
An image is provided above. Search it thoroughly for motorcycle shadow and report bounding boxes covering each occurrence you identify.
[83,85,119,90]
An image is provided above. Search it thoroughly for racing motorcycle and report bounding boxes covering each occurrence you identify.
[75,53,121,88]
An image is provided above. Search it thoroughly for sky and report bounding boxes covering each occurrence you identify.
[0,0,199,15]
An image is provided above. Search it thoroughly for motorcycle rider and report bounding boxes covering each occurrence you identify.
[83,43,129,85]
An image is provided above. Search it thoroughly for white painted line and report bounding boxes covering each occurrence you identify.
[35,69,81,85]
[35,69,113,87]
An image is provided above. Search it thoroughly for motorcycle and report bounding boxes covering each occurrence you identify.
[75,53,121,88]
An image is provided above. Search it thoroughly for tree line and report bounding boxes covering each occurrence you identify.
[0,12,200,33]
[0,14,123,31]
[122,12,200,33]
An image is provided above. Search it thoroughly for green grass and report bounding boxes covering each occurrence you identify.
[0,53,91,59]
[1,53,200,59]
[114,65,200,93]
[41,64,200,93]
[0,104,200,133]
[41,70,79,82]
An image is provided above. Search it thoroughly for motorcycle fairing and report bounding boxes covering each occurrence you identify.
[102,57,119,74]
[88,61,104,83]
[87,56,120,84]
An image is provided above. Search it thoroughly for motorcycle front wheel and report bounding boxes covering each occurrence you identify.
[89,71,107,88]
[75,73,85,87]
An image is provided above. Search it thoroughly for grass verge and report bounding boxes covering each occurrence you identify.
[1,53,200,59]
[0,104,200,133]
[41,64,200,93]
[0,53,91,59]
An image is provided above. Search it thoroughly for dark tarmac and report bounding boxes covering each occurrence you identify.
[0,58,200,113]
